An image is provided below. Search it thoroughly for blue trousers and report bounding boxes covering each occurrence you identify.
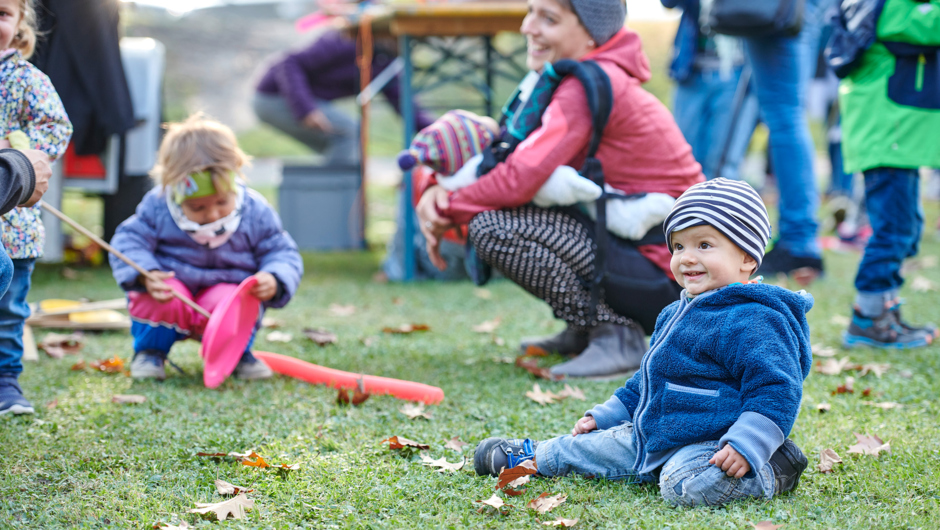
[536,422,774,507]
[0,258,35,377]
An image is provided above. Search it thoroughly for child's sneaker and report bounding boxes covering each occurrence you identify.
[234,352,272,380]
[768,439,808,495]
[843,309,933,349]
[130,350,167,380]
[0,376,34,415]
[474,437,538,477]
[888,300,939,339]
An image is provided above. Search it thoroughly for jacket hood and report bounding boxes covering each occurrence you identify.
[585,28,652,83]
[694,283,814,349]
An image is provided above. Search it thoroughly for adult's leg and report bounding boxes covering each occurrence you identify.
[252,92,360,165]
[658,441,774,507]
[672,74,711,174]
[536,423,654,482]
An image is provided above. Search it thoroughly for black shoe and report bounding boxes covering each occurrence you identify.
[768,439,808,495]
[519,325,589,356]
[756,245,823,282]
[473,438,538,477]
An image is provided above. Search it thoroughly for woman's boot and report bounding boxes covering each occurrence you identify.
[519,325,589,356]
[548,322,646,378]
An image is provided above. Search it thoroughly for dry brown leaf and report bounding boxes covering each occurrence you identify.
[336,387,371,407]
[196,452,229,457]
[70,360,86,371]
[861,401,903,410]
[400,403,432,420]
[496,459,539,490]
[752,522,784,530]
[474,288,492,300]
[38,332,84,358]
[382,323,430,334]
[329,303,356,316]
[45,399,57,409]
[527,492,567,514]
[112,394,146,404]
[351,386,371,406]
[444,436,469,452]
[543,518,579,527]
[911,276,936,292]
[502,474,531,496]
[476,493,510,512]
[817,448,843,473]
[556,384,586,401]
[817,403,831,412]
[472,317,502,333]
[266,331,293,343]
[811,343,837,358]
[241,452,270,468]
[523,345,549,357]
[382,436,430,451]
[856,363,891,378]
[277,463,301,471]
[526,383,561,405]
[303,328,337,346]
[155,522,190,530]
[214,479,254,496]
[830,314,851,326]
[420,453,465,472]
[832,376,855,395]
[816,356,852,376]
[188,493,254,521]
[90,356,125,374]
[260,316,282,328]
[516,356,562,381]
[848,433,891,456]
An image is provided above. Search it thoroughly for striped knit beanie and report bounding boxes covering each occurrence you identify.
[663,178,772,268]
[570,0,626,46]
[397,110,497,175]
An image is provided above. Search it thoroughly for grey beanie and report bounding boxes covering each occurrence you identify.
[569,0,627,45]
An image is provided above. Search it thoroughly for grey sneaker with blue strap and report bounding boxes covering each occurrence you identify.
[130,350,167,380]
[474,438,538,477]
[844,308,933,349]
[0,376,34,415]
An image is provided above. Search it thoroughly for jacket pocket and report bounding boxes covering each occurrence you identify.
[883,41,940,110]
[666,382,720,397]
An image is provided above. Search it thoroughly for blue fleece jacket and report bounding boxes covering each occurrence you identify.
[110,185,303,309]
[587,283,813,478]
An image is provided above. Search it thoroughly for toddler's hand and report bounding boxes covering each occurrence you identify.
[251,271,278,301]
[709,444,751,478]
[143,270,176,304]
[571,416,597,436]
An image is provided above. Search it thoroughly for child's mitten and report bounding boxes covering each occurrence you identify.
[532,165,602,208]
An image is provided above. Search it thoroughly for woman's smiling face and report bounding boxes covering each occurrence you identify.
[521,0,595,71]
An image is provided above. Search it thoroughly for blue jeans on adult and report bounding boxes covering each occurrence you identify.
[853,168,923,316]
[0,258,35,377]
[743,0,823,257]
[535,422,774,507]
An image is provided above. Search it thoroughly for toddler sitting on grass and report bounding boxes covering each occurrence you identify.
[474,179,814,507]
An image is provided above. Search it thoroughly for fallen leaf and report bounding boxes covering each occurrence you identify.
[45,399,57,409]
[527,492,567,514]
[420,453,465,472]
[90,356,125,374]
[38,332,84,358]
[752,522,784,530]
[382,436,430,451]
[277,463,301,471]
[816,357,852,376]
[474,288,492,300]
[472,317,502,333]
[444,436,468,452]
[266,331,293,343]
[502,474,530,496]
[303,328,337,346]
[911,276,936,292]
[70,360,86,371]
[476,493,510,513]
[516,356,562,381]
[862,387,871,397]
[196,452,229,457]
[899,369,913,379]
[361,336,377,347]
[856,363,890,378]
[215,479,254,495]
[556,384,585,401]
[261,317,282,328]
[112,394,146,404]
[526,383,561,405]
[336,386,371,407]
[847,433,891,456]
[832,376,855,395]
[154,522,190,530]
[817,448,843,473]
[400,403,432,420]
[188,493,254,521]
[330,303,356,316]
[382,323,430,334]
[494,337,506,347]
[240,452,270,468]
[812,344,837,358]
[817,403,831,412]
[336,387,349,405]
[543,518,579,527]
[861,401,902,410]
[496,459,538,490]
[830,314,851,327]
[901,255,938,274]
[523,345,549,357]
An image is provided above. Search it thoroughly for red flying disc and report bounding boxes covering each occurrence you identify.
[200,276,261,389]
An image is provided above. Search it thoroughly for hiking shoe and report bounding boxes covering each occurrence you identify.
[844,309,933,349]
[130,350,167,380]
[888,300,939,339]
[549,322,646,378]
[0,376,34,415]
[519,325,589,356]
[755,245,824,286]
[768,439,808,495]
[474,437,538,477]
[234,351,273,380]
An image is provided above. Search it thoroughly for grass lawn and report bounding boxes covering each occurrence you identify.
[3,189,940,529]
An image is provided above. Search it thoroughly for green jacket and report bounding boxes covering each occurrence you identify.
[839,0,940,174]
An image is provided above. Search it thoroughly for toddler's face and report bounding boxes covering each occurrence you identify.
[669,225,756,296]
[180,191,236,225]
[0,0,21,51]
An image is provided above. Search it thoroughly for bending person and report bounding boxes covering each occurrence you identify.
[416,0,703,377]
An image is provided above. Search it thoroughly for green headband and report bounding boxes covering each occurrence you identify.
[172,170,236,204]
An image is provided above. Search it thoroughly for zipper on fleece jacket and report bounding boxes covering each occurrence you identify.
[916,54,925,92]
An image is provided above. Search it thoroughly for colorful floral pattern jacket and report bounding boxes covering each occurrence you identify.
[0,50,72,258]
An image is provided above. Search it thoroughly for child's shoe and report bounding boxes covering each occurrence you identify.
[888,300,939,339]
[474,437,538,477]
[843,309,933,349]
[234,351,272,380]
[519,325,589,356]
[768,439,808,495]
[130,350,167,380]
[0,376,34,415]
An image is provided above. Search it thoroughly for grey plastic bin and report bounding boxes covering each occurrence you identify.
[278,164,365,250]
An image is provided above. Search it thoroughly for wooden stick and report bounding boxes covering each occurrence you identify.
[40,201,212,319]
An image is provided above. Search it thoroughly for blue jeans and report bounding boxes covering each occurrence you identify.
[673,67,759,181]
[854,168,923,315]
[0,258,35,377]
[744,0,823,257]
[535,423,774,507]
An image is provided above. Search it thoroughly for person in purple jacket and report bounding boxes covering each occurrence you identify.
[253,29,433,166]
[109,115,304,381]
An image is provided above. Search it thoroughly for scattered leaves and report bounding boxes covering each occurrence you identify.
[752,522,784,530]
[516,356,562,381]
[261,317,282,328]
[832,376,855,395]
[911,275,936,292]
[543,518,579,527]
[527,493,567,514]
[400,403,432,420]
[476,493,511,513]
[420,453,465,472]
[847,433,891,456]
[444,436,469,452]
[817,448,843,473]
[523,345,549,357]
[382,436,430,451]
[472,317,502,333]
[329,303,356,316]
[556,384,585,401]
[526,383,561,405]
[38,332,84,358]
[336,386,370,406]
[382,323,430,334]
[154,522,190,530]
[277,463,301,471]
[70,360,86,371]
[215,479,254,495]
[861,401,902,410]
[303,328,337,346]
[265,331,293,343]
[240,452,270,468]
[856,363,890,378]
[188,493,254,521]
[811,343,837,358]
[112,394,146,404]
[90,356,125,374]
[496,459,538,490]
[817,403,831,412]
[816,357,852,376]
[501,474,530,496]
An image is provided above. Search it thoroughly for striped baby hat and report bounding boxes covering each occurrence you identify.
[663,178,772,267]
[397,110,497,175]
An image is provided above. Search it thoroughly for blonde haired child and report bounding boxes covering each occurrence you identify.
[110,114,303,381]
[0,0,72,415]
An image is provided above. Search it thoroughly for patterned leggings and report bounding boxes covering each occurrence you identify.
[467,205,632,331]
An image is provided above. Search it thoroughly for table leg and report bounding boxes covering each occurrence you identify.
[400,34,416,281]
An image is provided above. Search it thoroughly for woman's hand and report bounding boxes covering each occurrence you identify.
[143,270,176,304]
[571,416,597,436]
[251,271,278,301]
[415,185,455,270]
[709,444,751,478]
[302,109,334,133]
